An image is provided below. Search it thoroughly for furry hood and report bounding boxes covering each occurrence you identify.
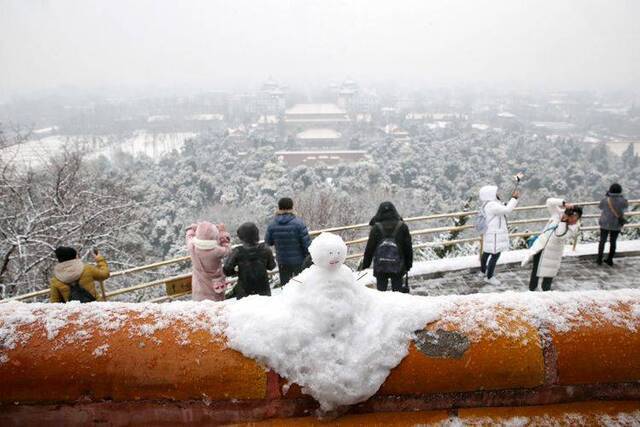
[192,222,221,250]
[195,222,219,240]
[53,259,85,284]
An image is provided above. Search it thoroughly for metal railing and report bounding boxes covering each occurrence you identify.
[5,199,640,303]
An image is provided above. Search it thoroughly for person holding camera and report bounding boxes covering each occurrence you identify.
[597,183,629,266]
[478,185,519,286]
[523,198,582,291]
[49,246,110,303]
[186,221,231,301]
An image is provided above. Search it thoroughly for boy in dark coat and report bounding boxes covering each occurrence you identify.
[361,201,413,293]
[224,222,276,298]
[265,197,312,286]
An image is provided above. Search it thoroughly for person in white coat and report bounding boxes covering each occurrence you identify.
[523,198,582,291]
[478,185,519,285]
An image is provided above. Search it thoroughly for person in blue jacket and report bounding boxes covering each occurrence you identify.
[265,197,312,286]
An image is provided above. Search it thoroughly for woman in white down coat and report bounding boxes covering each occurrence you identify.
[479,185,519,285]
[523,198,582,291]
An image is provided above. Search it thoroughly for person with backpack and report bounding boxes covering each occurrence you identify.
[522,198,582,291]
[477,185,519,285]
[265,197,312,286]
[223,222,276,298]
[186,221,231,301]
[597,183,629,266]
[361,201,413,293]
[49,246,110,303]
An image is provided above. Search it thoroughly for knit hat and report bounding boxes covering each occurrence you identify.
[55,246,77,262]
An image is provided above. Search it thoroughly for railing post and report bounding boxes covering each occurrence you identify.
[572,225,581,252]
[99,281,107,301]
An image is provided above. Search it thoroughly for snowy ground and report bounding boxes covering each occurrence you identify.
[403,240,640,296]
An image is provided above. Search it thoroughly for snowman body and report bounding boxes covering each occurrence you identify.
[288,233,364,335]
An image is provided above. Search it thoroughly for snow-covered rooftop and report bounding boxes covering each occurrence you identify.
[185,113,224,121]
[275,150,366,155]
[296,128,342,140]
[285,103,347,115]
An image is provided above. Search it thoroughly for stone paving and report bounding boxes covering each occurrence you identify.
[410,254,640,296]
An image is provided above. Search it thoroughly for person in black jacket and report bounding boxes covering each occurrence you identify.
[223,222,276,298]
[360,201,413,293]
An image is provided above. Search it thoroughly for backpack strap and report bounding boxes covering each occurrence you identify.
[608,197,622,219]
[375,222,384,235]
[376,221,403,239]
[482,201,501,226]
[391,221,403,239]
[63,280,79,302]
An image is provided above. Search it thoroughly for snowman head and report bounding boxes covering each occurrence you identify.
[309,232,348,271]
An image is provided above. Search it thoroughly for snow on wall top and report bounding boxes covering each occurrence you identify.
[1,233,639,411]
[1,288,639,409]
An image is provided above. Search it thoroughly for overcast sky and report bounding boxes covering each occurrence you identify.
[1,0,638,96]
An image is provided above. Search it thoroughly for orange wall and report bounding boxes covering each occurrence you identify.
[1,297,639,423]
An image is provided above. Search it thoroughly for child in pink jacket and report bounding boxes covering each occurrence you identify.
[186,221,231,301]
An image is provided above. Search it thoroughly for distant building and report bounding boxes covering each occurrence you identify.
[337,79,359,111]
[495,111,523,131]
[382,124,410,142]
[226,126,248,144]
[531,121,576,132]
[275,150,367,167]
[284,104,350,133]
[295,128,343,149]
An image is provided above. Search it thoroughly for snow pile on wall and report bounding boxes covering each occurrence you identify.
[224,233,441,411]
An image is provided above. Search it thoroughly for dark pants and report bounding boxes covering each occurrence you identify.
[278,263,303,286]
[376,273,409,293]
[598,229,620,263]
[529,252,553,291]
[480,252,501,279]
[236,285,271,299]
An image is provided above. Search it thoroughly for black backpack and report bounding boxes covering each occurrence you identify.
[67,280,96,303]
[237,246,270,295]
[373,222,404,275]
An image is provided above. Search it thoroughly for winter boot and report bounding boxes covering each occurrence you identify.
[484,276,501,286]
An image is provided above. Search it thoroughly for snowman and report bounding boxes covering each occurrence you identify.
[288,232,365,336]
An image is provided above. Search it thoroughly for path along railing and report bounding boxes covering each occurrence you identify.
[5,199,640,303]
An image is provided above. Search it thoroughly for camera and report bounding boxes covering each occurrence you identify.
[564,206,583,218]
